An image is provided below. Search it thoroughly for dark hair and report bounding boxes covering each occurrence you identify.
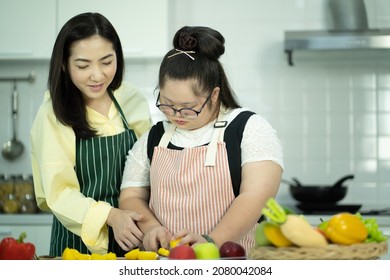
[48,12,124,139]
[158,26,240,110]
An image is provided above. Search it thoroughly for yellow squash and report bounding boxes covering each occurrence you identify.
[262,198,328,248]
[262,222,293,247]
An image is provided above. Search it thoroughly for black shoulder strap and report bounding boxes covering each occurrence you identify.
[147,111,255,197]
[147,121,165,161]
[224,111,255,197]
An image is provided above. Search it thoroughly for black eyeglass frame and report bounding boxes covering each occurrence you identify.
[155,91,212,119]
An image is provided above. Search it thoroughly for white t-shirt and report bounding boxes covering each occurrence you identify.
[121,107,284,188]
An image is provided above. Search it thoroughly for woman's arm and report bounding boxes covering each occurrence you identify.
[119,132,172,251]
[31,94,126,254]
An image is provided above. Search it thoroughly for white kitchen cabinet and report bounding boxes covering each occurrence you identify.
[57,0,169,58]
[0,0,168,60]
[0,214,52,257]
[0,0,56,59]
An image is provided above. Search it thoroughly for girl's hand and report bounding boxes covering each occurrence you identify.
[172,229,209,247]
[143,225,172,252]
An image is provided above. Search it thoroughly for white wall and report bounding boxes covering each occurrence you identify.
[1,0,389,207]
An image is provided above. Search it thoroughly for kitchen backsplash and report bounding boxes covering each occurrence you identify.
[1,0,390,207]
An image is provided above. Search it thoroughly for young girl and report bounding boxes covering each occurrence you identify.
[119,26,283,253]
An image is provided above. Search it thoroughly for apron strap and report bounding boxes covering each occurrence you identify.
[205,107,248,166]
[109,90,130,130]
[158,123,176,147]
[204,111,228,166]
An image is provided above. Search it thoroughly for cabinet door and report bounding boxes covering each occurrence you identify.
[57,0,169,58]
[0,224,51,256]
[0,0,56,59]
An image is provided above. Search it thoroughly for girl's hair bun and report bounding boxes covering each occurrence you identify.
[173,26,225,60]
[178,31,198,50]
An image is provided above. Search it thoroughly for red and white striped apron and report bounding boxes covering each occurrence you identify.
[149,117,256,252]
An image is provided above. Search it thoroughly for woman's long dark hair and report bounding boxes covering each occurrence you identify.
[48,12,124,139]
[158,26,240,110]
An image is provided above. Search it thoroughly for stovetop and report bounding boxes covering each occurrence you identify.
[288,204,390,216]
[296,203,362,214]
[358,207,390,216]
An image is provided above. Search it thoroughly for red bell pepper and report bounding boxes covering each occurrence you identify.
[0,232,35,260]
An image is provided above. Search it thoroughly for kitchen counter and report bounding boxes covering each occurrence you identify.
[1,212,388,259]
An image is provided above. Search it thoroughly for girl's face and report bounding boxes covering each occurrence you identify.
[67,35,117,106]
[158,79,219,130]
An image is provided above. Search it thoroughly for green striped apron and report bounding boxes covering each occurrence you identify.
[50,93,137,257]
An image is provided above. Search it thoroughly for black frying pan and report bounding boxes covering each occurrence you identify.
[282,174,354,204]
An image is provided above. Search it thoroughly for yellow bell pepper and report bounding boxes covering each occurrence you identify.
[138,251,158,260]
[124,248,140,260]
[90,252,117,260]
[62,247,117,260]
[124,248,158,260]
[157,247,170,257]
[62,247,90,260]
[324,212,368,245]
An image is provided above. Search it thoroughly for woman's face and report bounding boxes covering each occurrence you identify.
[67,35,117,106]
[158,79,219,130]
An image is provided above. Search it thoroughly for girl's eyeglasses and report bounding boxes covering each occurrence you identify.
[155,92,212,119]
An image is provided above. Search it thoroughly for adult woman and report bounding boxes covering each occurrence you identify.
[119,26,283,253]
[30,12,152,257]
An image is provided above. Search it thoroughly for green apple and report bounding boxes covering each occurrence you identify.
[193,242,220,259]
[255,221,272,246]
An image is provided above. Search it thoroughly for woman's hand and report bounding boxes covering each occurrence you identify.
[143,225,172,252]
[107,208,144,251]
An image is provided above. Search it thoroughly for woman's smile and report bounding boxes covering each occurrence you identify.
[89,83,104,93]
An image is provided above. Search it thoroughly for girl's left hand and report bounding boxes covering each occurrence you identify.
[143,225,172,252]
[172,229,208,247]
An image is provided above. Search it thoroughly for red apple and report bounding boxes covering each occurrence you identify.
[219,241,246,259]
[168,245,196,260]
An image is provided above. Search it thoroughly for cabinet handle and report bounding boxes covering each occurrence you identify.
[0,231,12,236]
